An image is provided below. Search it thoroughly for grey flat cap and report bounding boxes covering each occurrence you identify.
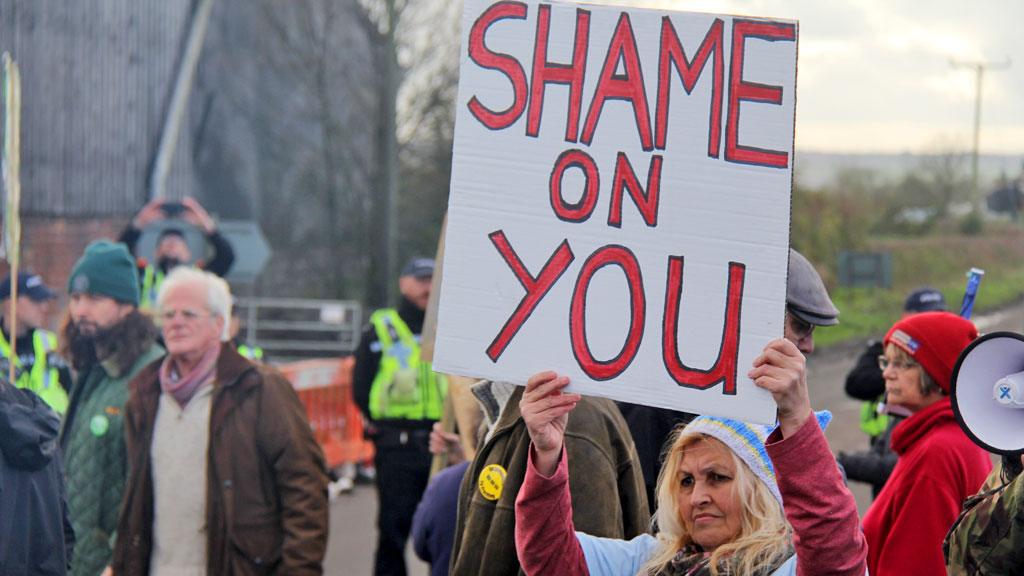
[787,248,839,326]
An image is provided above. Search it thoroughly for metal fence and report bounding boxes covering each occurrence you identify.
[236,297,362,364]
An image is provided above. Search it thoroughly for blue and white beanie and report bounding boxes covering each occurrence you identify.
[682,411,833,509]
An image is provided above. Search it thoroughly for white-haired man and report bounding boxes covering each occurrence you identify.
[109,267,329,575]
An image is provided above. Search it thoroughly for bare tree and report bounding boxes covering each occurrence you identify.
[193,0,461,306]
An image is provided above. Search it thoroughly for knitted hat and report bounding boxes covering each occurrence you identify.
[682,411,833,510]
[884,311,978,393]
[67,240,140,305]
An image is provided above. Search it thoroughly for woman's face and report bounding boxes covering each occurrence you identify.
[676,439,742,552]
[882,347,941,413]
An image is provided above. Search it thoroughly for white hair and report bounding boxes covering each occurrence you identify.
[156,267,232,341]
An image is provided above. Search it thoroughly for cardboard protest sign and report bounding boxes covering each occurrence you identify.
[434,0,798,424]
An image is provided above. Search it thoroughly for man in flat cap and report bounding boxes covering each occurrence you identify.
[354,257,448,576]
[785,248,840,354]
[0,272,71,413]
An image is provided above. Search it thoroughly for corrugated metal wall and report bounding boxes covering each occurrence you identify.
[0,0,197,216]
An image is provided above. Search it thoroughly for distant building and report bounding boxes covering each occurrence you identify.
[0,1,198,313]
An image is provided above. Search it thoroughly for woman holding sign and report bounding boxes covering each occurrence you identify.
[513,338,867,576]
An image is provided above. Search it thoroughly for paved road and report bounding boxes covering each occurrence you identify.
[327,303,1023,574]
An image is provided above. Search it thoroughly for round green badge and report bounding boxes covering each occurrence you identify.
[90,414,110,437]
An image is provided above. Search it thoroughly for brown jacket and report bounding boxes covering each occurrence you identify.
[111,344,329,575]
[449,386,649,575]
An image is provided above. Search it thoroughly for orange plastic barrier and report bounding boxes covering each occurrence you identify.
[279,357,374,470]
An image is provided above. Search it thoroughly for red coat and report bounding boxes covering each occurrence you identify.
[862,397,991,576]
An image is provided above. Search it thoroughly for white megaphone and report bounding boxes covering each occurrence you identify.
[951,331,1024,455]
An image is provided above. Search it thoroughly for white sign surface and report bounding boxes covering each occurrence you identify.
[435,0,798,424]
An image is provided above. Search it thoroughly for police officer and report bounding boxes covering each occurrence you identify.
[0,273,71,414]
[354,257,447,576]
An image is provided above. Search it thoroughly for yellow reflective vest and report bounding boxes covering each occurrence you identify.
[238,344,264,361]
[140,265,165,311]
[0,328,68,414]
[368,308,446,421]
[860,397,890,437]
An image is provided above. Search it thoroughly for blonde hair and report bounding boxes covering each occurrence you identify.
[884,343,941,396]
[640,432,792,576]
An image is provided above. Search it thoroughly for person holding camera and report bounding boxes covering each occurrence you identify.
[119,197,235,310]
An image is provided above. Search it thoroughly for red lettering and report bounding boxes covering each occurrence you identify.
[570,245,646,380]
[527,5,590,141]
[608,153,662,228]
[580,13,653,151]
[467,2,530,130]
[724,19,796,168]
[655,17,724,156]
[662,257,745,394]
[549,149,600,223]
[486,231,575,362]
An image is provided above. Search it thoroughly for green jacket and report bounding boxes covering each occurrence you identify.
[945,462,1024,575]
[60,343,164,576]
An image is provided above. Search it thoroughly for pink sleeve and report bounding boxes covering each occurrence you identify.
[514,444,589,576]
[766,416,868,576]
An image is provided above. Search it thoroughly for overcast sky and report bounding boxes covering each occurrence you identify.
[589,0,1022,154]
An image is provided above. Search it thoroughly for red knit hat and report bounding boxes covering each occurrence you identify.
[884,311,978,393]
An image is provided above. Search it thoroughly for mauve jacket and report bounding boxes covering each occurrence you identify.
[111,344,329,575]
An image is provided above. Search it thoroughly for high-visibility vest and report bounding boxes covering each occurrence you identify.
[860,397,890,437]
[368,308,446,421]
[0,328,68,414]
[140,265,165,311]
[238,344,264,361]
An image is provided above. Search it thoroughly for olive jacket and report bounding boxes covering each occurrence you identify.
[449,385,649,576]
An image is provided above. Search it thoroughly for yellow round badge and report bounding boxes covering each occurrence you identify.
[477,464,507,501]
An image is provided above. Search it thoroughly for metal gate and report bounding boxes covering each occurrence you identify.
[235,297,362,363]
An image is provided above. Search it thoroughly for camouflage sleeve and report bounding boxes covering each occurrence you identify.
[945,467,1024,575]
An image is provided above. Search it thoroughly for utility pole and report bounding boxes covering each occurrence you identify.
[950,58,1011,214]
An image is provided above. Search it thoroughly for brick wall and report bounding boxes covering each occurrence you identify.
[1,216,124,330]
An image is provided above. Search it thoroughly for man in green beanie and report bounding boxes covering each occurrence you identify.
[57,240,164,576]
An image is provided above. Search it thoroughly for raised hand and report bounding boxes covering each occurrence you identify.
[520,371,580,476]
[748,338,812,438]
[181,196,216,234]
[132,199,166,228]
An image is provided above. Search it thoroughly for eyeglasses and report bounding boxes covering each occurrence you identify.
[877,355,918,372]
[787,314,815,340]
[159,309,212,323]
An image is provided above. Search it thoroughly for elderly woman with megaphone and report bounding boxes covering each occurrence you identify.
[514,338,868,576]
[860,311,991,575]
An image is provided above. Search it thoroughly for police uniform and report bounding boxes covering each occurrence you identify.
[0,327,70,414]
[354,294,447,576]
[0,273,71,414]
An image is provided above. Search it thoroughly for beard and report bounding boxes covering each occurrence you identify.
[65,320,119,372]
